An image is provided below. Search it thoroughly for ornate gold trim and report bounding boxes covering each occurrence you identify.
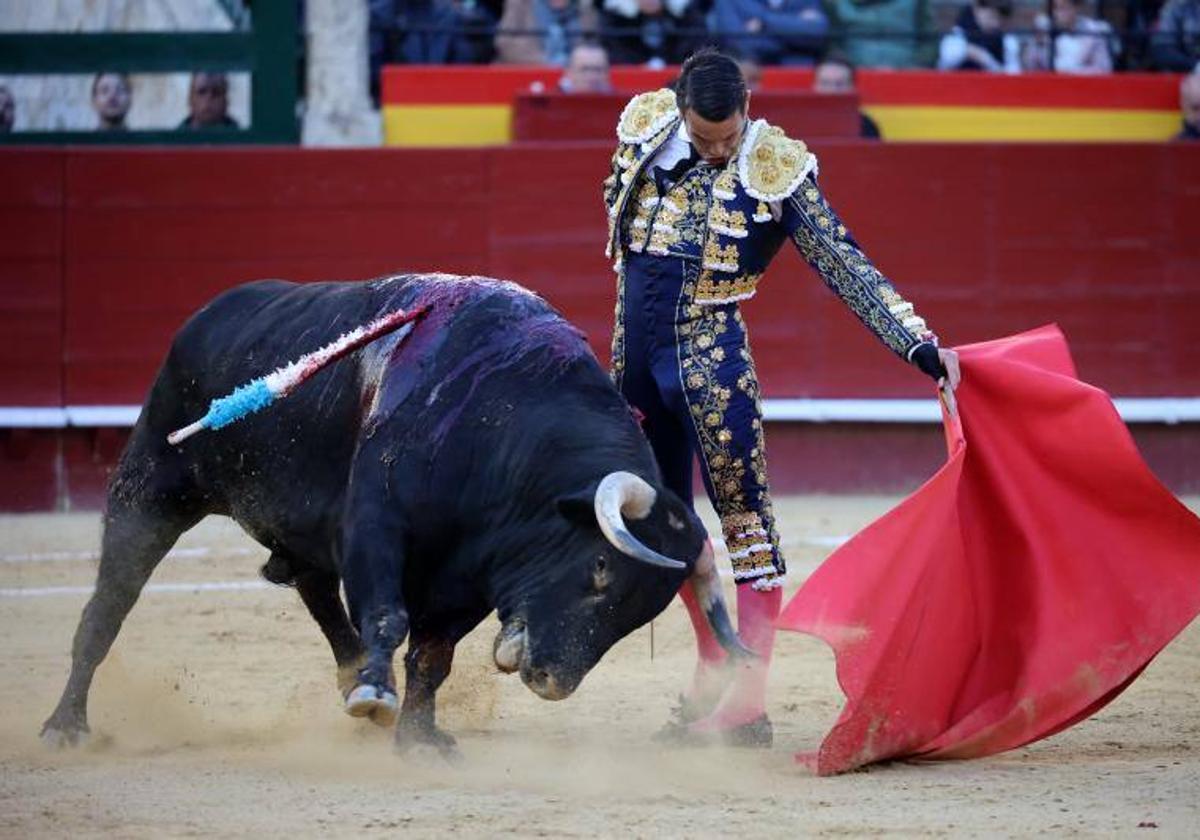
[738,119,818,202]
[616,88,678,144]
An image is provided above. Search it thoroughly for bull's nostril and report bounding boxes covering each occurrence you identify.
[534,668,550,684]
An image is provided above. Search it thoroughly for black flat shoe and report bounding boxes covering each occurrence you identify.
[652,709,774,749]
[720,713,773,749]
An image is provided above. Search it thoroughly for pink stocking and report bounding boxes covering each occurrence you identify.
[689,583,781,732]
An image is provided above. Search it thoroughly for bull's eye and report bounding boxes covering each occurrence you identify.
[592,556,610,591]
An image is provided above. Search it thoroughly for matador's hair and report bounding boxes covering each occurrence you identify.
[674,48,748,123]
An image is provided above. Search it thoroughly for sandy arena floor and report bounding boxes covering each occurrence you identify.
[1,496,1198,838]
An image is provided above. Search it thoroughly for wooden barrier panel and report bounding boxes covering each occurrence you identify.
[62,148,491,404]
[512,91,861,142]
[0,142,1195,407]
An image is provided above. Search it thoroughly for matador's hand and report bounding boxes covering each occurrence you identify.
[938,348,961,418]
[913,344,961,418]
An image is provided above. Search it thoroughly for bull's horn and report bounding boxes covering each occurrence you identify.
[594,472,687,570]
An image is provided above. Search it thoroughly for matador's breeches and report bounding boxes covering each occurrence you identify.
[613,253,785,589]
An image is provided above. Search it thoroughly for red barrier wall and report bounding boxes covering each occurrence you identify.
[512,91,862,142]
[2,151,64,408]
[2,143,1198,510]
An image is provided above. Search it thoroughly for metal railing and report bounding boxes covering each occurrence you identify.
[377,19,1178,73]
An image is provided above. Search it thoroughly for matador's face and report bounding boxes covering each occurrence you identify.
[681,104,749,168]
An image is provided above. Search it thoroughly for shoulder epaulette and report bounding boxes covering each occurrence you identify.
[737,119,819,202]
[616,88,678,145]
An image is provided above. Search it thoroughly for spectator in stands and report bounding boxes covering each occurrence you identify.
[937,0,1021,73]
[1151,0,1200,71]
[1174,72,1200,138]
[812,51,883,138]
[735,54,764,90]
[712,0,829,65]
[178,72,240,129]
[558,42,615,91]
[496,0,599,65]
[371,0,496,67]
[0,85,13,133]
[1123,0,1168,70]
[599,0,708,66]
[1024,0,1118,73]
[824,0,937,68]
[91,73,132,130]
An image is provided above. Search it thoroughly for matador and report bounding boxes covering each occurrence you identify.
[603,49,961,746]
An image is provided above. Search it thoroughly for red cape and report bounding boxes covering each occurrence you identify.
[778,325,1200,775]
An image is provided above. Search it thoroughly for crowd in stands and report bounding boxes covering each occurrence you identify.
[0,72,241,134]
[355,0,1200,142]
[367,0,1200,74]
[1,0,1197,140]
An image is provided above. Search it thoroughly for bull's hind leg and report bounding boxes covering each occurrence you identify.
[41,496,201,747]
[339,508,408,727]
[291,566,366,697]
[395,636,458,760]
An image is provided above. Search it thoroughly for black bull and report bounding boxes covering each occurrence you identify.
[42,274,745,755]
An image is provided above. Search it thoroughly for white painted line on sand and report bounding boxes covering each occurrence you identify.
[2,536,848,594]
[0,580,273,599]
[0,546,263,565]
[800,535,851,548]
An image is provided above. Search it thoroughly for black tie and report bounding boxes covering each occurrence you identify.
[655,146,701,193]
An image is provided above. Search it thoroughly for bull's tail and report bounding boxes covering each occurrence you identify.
[167,305,429,445]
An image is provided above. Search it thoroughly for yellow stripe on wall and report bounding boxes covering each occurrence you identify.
[383,105,513,146]
[865,106,1181,142]
[382,103,1181,146]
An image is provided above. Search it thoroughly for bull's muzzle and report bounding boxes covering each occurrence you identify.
[493,619,527,674]
[520,663,574,701]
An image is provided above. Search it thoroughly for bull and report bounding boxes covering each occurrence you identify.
[41,274,745,756]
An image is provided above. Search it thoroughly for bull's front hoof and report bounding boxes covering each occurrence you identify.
[336,657,367,697]
[40,720,90,750]
[344,684,398,728]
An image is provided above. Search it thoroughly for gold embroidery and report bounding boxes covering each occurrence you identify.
[607,121,679,262]
[623,181,659,253]
[701,237,739,273]
[675,281,783,583]
[694,269,761,304]
[712,169,738,200]
[609,269,626,384]
[645,165,719,255]
[722,511,776,579]
[708,201,749,239]
[788,176,937,354]
[616,88,678,144]
[741,122,813,201]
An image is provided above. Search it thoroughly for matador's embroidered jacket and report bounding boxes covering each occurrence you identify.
[603,88,938,590]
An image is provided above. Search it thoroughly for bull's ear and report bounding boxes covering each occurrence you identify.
[555,484,600,527]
